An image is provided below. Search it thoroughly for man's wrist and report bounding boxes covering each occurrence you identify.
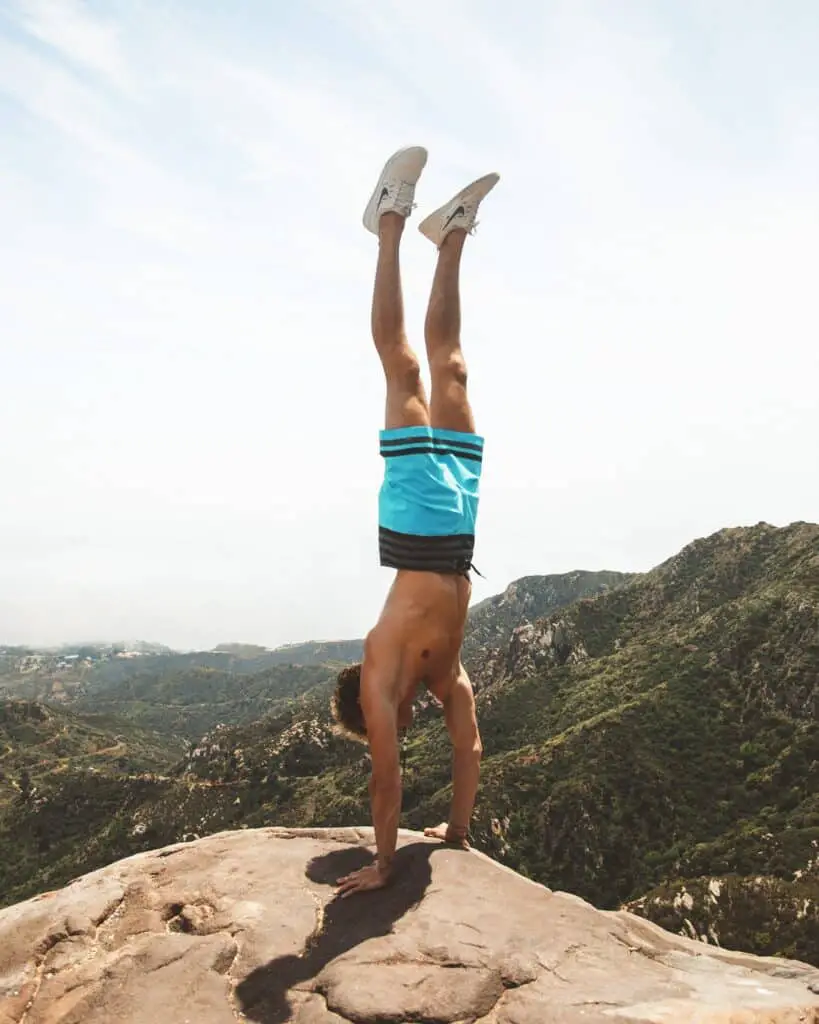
[447,823,469,838]
[377,855,394,877]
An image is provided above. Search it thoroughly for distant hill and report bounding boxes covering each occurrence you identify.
[261,639,365,666]
[0,643,362,736]
[0,700,181,802]
[71,662,340,738]
[81,642,364,688]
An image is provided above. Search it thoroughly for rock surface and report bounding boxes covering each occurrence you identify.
[1,827,818,1024]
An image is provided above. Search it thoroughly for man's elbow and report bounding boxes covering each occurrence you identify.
[370,766,402,795]
[455,735,482,759]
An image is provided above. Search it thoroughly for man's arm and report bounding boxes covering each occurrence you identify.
[361,664,402,876]
[441,668,482,841]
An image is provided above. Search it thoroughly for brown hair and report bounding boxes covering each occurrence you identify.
[331,663,367,742]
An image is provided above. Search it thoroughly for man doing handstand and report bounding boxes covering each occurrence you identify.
[332,146,499,897]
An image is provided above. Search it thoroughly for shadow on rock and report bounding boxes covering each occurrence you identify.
[235,841,439,1023]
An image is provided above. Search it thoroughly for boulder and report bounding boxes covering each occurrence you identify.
[1,827,818,1023]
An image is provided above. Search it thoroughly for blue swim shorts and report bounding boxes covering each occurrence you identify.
[378,425,484,574]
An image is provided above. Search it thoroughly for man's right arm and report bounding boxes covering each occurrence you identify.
[360,656,402,877]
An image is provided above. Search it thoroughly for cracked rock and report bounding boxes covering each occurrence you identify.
[0,827,817,1024]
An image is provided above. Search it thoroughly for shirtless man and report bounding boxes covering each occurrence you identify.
[331,146,499,897]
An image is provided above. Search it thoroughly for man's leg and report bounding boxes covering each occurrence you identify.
[373,213,429,429]
[362,146,430,429]
[424,229,473,433]
[418,172,500,432]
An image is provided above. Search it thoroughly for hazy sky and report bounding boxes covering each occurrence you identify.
[1,0,817,650]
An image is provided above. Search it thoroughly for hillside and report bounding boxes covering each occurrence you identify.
[0,700,183,903]
[0,701,181,791]
[0,641,362,711]
[2,523,817,967]
[247,638,365,666]
[0,649,358,740]
[462,569,632,684]
[71,661,340,738]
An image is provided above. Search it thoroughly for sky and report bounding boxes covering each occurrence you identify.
[1,0,817,650]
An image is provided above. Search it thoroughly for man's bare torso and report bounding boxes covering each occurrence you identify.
[367,570,471,710]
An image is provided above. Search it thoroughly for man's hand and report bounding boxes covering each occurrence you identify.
[423,822,470,849]
[335,862,390,898]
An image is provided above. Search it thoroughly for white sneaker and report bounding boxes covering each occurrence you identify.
[362,146,429,235]
[418,172,500,248]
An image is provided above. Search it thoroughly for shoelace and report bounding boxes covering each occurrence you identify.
[393,180,417,214]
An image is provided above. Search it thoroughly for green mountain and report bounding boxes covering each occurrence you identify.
[250,639,365,666]
[0,701,181,786]
[462,569,633,686]
[465,570,630,647]
[0,700,182,903]
[0,650,360,739]
[71,661,340,738]
[2,523,817,967]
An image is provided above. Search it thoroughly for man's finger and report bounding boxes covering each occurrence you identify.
[340,881,366,898]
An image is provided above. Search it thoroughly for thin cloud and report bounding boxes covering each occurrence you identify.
[1,0,817,648]
[13,0,134,91]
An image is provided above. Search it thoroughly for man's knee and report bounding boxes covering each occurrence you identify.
[431,352,468,390]
[386,350,423,394]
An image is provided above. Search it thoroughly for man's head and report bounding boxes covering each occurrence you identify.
[331,663,367,742]
[331,661,418,742]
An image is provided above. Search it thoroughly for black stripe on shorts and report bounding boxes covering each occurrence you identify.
[379,526,475,574]
[380,444,482,463]
[380,436,484,454]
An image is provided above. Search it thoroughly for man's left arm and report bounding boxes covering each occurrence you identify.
[433,668,482,845]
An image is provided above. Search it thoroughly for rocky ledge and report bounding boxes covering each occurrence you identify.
[1,827,818,1024]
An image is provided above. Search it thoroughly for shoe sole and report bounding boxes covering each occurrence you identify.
[418,172,500,244]
[362,145,429,234]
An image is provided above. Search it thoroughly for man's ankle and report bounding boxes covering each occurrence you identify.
[379,212,405,240]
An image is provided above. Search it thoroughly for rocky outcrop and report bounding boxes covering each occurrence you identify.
[1,827,818,1024]
[627,867,819,963]
[463,570,631,686]
[471,616,589,690]
[503,617,588,676]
